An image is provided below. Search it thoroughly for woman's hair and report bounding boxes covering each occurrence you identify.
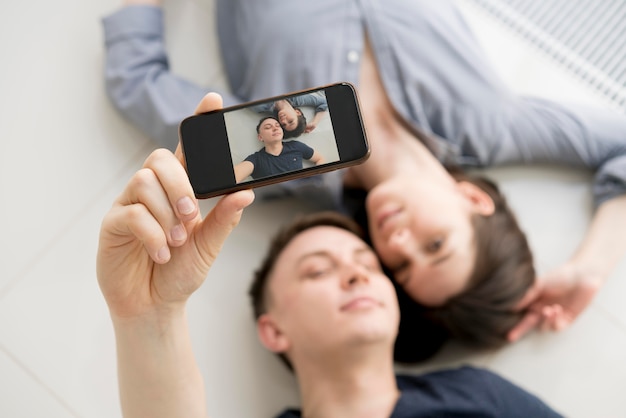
[423,171,535,348]
[280,108,307,139]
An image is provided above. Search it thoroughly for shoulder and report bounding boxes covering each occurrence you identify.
[396,366,492,390]
[245,149,266,162]
[395,367,562,418]
[284,140,311,151]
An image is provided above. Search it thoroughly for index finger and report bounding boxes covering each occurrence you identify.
[507,310,542,342]
[513,279,543,311]
[175,92,224,163]
[119,149,199,224]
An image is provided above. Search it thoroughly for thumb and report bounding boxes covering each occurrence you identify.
[175,92,225,163]
[194,190,255,267]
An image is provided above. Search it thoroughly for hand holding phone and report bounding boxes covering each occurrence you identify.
[180,83,369,198]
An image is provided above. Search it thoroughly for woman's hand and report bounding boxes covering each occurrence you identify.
[304,121,318,133]
[508,262,603,342]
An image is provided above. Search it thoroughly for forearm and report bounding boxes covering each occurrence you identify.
[112,309,208,418]
[310,111,326,126]
[103,5,243,149]
[570,195,626,279]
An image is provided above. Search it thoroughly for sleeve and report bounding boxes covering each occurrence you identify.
[493,97,626,207]
[250,102,275,114]
[289,92,328,113]
[244,153,257,165]
[102,6,243,150]
[293,141,314,160]
[476,368,564,418]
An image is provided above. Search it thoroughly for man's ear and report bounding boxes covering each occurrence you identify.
[457,181,495,216]
[257,314,290,353]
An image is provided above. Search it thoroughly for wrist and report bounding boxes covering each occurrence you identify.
[562,257,608,285]
[111,303,188,335]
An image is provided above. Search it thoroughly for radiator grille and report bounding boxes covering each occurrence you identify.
[466,0,626,113]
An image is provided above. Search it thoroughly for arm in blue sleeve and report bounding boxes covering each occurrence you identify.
[500,97,626,207]
[289,91,328,114]
[102,5,242,150]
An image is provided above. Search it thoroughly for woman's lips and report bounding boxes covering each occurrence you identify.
[376,207,402,235]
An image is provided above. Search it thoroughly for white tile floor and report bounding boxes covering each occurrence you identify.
[1,0,625,417]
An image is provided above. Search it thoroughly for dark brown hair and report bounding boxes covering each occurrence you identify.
[256,116,281,133]
[423,172,535,348]
[280,108,307,139]
[248,211,364,369]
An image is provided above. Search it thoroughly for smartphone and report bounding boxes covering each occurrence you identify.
[180,82,369,199]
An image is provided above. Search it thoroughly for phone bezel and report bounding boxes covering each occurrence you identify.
[180,82,369,199]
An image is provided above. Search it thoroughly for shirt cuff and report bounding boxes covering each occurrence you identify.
[102,5,164,45]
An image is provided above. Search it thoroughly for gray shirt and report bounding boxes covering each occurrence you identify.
[102,1,626,207]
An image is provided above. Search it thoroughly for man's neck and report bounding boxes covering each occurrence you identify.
[264,141,284,156]
[294,346,400,418]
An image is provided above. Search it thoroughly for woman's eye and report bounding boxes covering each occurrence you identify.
[426,238,444,253]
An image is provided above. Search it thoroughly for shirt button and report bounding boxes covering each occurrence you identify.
[347,50,360,63]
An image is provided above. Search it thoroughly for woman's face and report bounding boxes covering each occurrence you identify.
[366,177,491,306]
[276,103,301,132]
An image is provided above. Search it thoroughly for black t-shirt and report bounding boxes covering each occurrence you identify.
[276,367,563,418]
[245,141,314,180]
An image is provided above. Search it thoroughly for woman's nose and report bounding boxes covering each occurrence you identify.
[389,228,411,251]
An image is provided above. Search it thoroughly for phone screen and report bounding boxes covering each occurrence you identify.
[181,83,368,198]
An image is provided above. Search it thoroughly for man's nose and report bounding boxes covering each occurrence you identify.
[341,264,370,288]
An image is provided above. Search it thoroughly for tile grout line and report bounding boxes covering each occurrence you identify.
[0,342,83,417]
[0,142,155,302]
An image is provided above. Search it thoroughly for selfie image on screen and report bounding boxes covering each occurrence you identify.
[223,90,340,184]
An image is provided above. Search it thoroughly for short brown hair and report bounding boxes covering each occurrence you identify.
[248,211,364,369]
[424,173,535,348]
[256,116,280,133]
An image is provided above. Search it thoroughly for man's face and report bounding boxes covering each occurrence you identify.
[258,117,284,143]
[261,226,400,360]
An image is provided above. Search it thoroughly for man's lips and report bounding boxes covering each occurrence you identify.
[340,296,381,311]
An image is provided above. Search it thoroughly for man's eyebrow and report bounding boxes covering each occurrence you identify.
[295,250,333,267]
[295,246,374,266]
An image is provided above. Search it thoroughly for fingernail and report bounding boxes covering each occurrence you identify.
[157,246,170,263]
[171,224,186,242]
[177,196,195,216]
